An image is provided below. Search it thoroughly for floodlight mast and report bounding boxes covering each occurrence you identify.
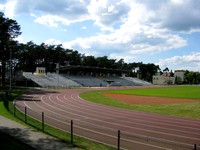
[56,63,59,87]
[56,63,66,87]
[9,48,12,91]
[56,52,72,87]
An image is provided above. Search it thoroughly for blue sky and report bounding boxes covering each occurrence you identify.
[1,0,200,71]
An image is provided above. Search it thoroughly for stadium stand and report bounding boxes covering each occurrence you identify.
[64,75,108,87]
[124,77,152,86]
[102,77,136,86]
[23,72,151,88]
[23,72,81,88]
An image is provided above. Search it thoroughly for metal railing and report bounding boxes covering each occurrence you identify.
[9,102,200,150]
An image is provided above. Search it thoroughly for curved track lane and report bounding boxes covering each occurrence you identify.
[15,88,200,150]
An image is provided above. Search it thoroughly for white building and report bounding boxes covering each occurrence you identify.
[174,70,185,82]
[35,67,46,76]
[153,72,175,85]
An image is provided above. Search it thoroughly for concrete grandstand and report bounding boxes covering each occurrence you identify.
[23,72,81,88]
[22,66,151,88]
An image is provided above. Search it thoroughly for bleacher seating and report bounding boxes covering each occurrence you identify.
[23,72,151,88]
[124,77,152,86]
[103,77,137,86]
[23,72,81,88]
[64,75,108,87]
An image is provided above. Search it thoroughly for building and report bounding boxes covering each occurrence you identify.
[174,70,185,82]
[152,72,175,85]
[35,67,46,76]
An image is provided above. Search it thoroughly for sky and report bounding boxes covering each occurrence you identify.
[0,0,200,72]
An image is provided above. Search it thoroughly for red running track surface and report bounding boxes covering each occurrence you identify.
[15,88,200,150]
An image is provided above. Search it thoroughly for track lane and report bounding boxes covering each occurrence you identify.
[15,88,200,149]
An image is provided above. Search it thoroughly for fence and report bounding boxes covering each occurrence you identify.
[8,102,199,150]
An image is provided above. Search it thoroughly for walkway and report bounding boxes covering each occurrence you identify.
[0,115,75,150]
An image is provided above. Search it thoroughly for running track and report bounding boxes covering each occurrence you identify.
[15,88,200,150]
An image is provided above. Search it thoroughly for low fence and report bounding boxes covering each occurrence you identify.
[7,101,200,150]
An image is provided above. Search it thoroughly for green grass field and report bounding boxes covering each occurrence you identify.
[80,86,200,119]
[105,86,200,99]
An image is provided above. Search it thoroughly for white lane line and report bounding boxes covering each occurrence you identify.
[55,93,200,135]
[73,89,200,124]
[40,93,200,141]
[75,93,200,126]
[21,90,199,149]
[70,94,200,130]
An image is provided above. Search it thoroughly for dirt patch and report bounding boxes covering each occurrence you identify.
[103,93,200,105]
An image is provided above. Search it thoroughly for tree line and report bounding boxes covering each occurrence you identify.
[1,12,199,87]
[2,40,160,80]
[0,12,160,85]
[174,71,200,85]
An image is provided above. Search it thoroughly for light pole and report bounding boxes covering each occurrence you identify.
[56,51,72,87]
[56,63,59,87]
[3,47,12,91]
[9,47,12,91]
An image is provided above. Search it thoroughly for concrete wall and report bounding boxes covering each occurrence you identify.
[174,71,185,81]
[153,75,175,85]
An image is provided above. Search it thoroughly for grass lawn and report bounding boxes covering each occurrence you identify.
[105,86,200,99]
[80,86,200,119]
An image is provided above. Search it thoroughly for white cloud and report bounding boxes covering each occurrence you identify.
[63,37,92,49]
[15,35,24,43]
[109,54,136,63]
[62,26,187,59]
[1,0,199,72]
[0,0,17,18]
[62,29,67,32]
[171,0,184,4]
[44,38,62,45]
[87,0,130,30]
[35,15,60,27]
[0,3,3,10]
[81,26,87,30]
[157,52,200,71]
[34,14,89,28]
[12,0,90,26]
[141,0,200,32]
[2,0,199,32]
[62,0,187,57]
[163,1,200,32]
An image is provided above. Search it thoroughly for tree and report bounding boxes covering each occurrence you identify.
[184,71,200,84]
[170,70,174,77]
[163,67,169,72]
[139,63,160,82]
[116,59,124,69]
[69,50,81,65]
[96,56,116,68]
[96,56,109,68]
[82,55,97,67]
[0,12,21,86]
[175,76,182,84]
